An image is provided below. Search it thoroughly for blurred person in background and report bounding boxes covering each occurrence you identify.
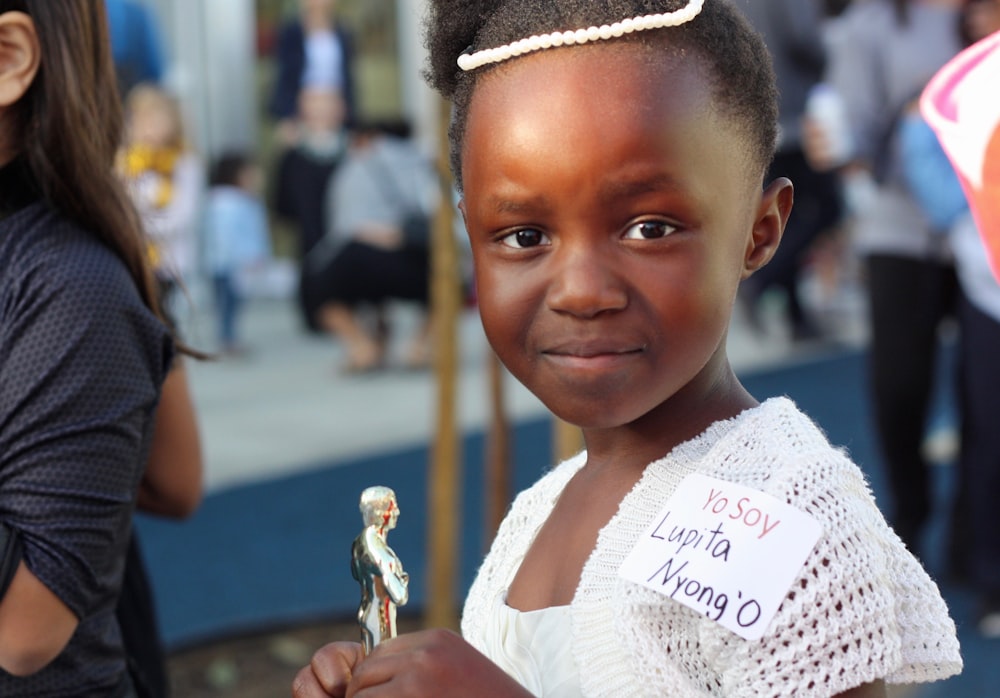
[269,0,356,145]
[119,83,204,327]
[952,0,1000,635]
[273,87,349,333]
[807,0,965,562]
[900,0,1000,637]
[738,0,845,342]
[309,121,438,373]
[203,151,273,357]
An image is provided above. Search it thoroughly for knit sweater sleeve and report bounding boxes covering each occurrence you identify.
[578,399,961,697]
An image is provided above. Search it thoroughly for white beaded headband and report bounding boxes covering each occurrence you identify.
[457,0,706,72]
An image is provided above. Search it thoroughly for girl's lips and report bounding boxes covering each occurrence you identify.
[542,338,647,358]
[542,344,645,370]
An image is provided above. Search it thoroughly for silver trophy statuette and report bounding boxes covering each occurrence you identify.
[352,486,409,655]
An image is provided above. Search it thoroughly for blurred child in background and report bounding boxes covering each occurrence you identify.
[203,152,272,356]
[119,83,203,325]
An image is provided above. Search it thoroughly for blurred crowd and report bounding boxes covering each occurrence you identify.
[738,0,1000,640]
[117,0,441,371]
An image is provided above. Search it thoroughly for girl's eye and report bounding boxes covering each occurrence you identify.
[500,228,549,249]
[623,220,677,240]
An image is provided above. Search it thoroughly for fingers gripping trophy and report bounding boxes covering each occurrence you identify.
[352,486,409,655]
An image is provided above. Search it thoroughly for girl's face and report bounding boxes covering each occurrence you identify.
[129,102,177,148]
[460,44,785,431]
[237,163,263,196]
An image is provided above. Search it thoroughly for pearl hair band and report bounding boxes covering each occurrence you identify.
[457,0,705,72]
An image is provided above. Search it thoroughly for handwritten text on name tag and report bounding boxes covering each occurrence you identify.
[620,474,822,640]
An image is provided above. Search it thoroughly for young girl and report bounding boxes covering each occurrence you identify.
[119,82,203,323]
[0,1,178,695]
[295,1,963,696]
[203,151,272,355]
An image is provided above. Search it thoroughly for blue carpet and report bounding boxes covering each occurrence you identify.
[137,345,997,694]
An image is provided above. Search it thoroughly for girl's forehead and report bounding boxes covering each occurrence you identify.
[459,42,755,209]
[132,101,174,120]
[469,43,710,124]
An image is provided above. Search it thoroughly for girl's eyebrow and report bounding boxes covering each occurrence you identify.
[480,173,685,215]
[487,192,549,215]
[599,173,685,202]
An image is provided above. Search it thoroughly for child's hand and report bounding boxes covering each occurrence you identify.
[292,641,365,698]
[346,629,529,696]
[293,629,534,697]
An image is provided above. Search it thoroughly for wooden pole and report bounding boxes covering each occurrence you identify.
[484,351,510,547]
[425,95,462,630]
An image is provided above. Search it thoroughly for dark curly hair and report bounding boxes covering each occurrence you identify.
[422,0,778,190]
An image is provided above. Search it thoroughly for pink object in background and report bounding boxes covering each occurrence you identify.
[921,30,1000,281]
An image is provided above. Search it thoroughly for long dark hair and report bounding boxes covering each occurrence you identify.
[1,0,163,321]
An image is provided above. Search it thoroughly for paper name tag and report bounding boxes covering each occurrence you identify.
[619,473,822,640]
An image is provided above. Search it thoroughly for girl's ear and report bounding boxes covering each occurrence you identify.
[0,11,41,107]
[742,177,793,279]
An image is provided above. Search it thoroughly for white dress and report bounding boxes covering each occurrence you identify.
[484,601,580,697]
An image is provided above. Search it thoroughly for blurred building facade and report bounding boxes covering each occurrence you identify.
[144,0,438,161]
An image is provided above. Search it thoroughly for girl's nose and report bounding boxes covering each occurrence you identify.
[546,242,628,318]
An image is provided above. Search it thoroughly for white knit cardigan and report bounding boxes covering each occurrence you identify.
[461,398,962,697]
